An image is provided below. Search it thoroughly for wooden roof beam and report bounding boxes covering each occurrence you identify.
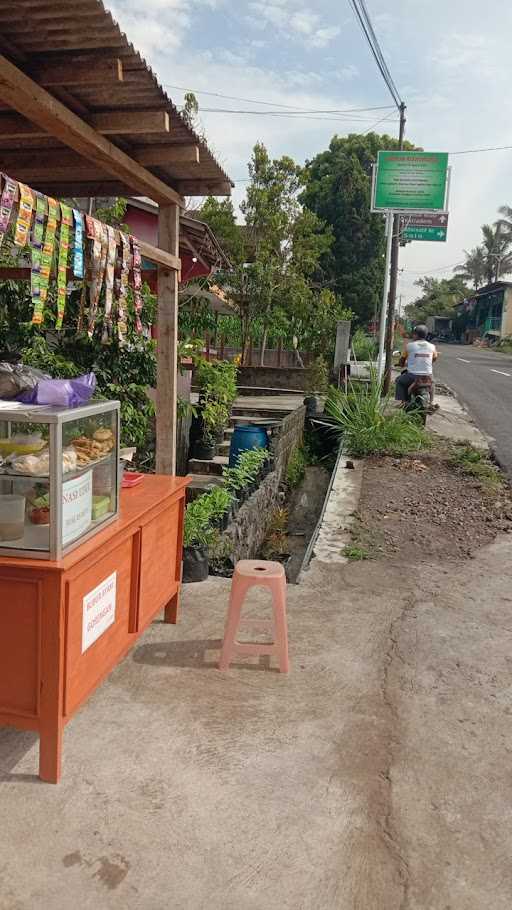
[0,55,182,205]
[175,179,233,197]
[0,145,200,177]
[34,58,124,87]
[0,110,170,138]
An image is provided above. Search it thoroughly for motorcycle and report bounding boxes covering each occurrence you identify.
[403,373,432,425]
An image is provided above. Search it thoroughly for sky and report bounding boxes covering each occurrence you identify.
[110,0,512,306]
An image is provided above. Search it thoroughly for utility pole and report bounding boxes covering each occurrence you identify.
[383,101,407,394]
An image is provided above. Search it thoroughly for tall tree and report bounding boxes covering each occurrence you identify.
[301,131,417,325]
[241,143,331,364]
[405,275,472,323]
[199,144,333,365]
[480,223,512,283]
[455,246,486,290]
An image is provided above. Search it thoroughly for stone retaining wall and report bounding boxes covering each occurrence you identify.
[224,405,306,561]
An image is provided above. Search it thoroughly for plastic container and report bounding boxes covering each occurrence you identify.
[0,494,26,541]
[229,424,269,467]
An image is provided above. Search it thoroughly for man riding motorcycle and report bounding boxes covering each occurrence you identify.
[395,324,438,407]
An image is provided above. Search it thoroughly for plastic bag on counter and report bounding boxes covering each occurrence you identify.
[0,361,49,400]
[18,372,97,408]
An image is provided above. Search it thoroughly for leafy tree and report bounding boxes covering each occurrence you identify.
[455,246,486,290]
[301,131,417,326]
[480,223,512,283]
[405,276,472,323]
[199,143,334,365]
[198,197,244,265]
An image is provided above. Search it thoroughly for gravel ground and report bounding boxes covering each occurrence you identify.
[354,446,512,563]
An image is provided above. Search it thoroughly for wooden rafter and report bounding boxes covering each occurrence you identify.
[0,145,201,176]
[34,58,124,87]
[0,54,183,206]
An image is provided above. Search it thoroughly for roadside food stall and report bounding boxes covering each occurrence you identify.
[0,0,232,782]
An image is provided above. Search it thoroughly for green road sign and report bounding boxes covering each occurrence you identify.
[373,151,449,212]
[402,225,447,242]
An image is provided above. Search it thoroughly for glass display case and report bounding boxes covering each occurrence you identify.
[0,400,120,559]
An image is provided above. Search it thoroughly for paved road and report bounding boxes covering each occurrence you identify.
[435,343,512,476]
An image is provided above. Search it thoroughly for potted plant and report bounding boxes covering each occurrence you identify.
[204,486,232,531]
[304,355,329,415]
[193,398,228,460]
[223,465,247,504]
[183,501,216,583]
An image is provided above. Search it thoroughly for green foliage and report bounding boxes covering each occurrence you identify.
[325,376,430,458]
[203,485,232,519]
[262,507,289,559]
[449,443,503,493]
[405,275,471,323]
[223,446,270,493]
[195,357,237,443]
[305,355,329,394]
[199,197,245,265]
[301,132,418,325]
[183,497,218,548]
[343,545,373,561]
[286,446,306,488]
[200,142,336,362]
[351,328,377,361]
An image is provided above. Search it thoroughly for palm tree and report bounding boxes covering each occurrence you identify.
[481,223,512,283]
[455,246,486,289]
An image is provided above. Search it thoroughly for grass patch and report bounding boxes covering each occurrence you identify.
[344,516,385,561]
[325,375,431,458]
[343,544,374,561]
[449,443,504,493]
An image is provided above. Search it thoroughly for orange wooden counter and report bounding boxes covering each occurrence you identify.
[0,474,189,783]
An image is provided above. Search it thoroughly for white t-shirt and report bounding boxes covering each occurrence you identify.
[407,340,436,375]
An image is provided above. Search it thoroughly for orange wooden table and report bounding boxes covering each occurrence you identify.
[0,475,189,783]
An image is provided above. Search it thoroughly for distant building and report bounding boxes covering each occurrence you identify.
[454,282,512,343]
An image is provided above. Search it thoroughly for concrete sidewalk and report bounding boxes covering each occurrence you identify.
[1,535,512,909]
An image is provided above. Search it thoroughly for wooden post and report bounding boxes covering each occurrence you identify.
[277,338,283,368]
[156,203,180,475]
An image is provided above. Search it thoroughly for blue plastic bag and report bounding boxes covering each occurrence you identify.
[18,372,97,408]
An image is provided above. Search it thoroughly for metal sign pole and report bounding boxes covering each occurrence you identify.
[377,211,394,383]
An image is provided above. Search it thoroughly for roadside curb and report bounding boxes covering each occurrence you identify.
[299,443,363,579]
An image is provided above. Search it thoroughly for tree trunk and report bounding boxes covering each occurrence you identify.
[294,348,305,368]
[259,326,268,366]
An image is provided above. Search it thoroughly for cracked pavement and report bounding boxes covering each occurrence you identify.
[2,540,512,908]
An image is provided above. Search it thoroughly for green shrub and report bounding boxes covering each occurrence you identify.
[203,486,232,519]
[325,375,430,458]
[305,355,329,394]
[351,328,377,362]
[223,447,270,493]
[286,446,306,488]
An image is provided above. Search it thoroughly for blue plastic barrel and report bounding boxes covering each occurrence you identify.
[229,424,269,467]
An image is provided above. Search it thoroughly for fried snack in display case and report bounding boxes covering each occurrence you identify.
[0,400,119,558]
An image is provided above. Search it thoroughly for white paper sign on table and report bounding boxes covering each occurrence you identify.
[62,469,92,546]
[82,571,117,653]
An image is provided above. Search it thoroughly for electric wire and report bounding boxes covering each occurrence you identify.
[164,82,395,114]
[348,0,402,109]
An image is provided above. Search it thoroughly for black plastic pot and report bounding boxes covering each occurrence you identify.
[304,395,319,416]
[183,545,209,583]
[193,440,216,460]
